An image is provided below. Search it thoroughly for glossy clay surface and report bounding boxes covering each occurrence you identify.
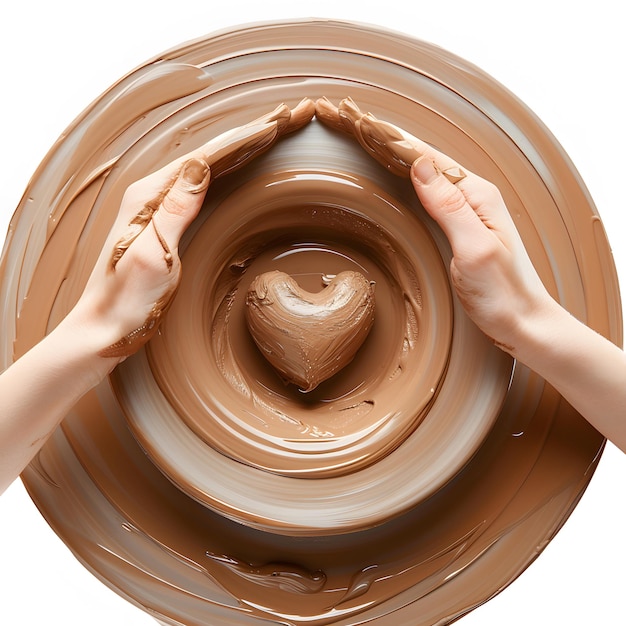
[0,19,621,626]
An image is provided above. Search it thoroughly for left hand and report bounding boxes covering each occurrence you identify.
[74,99,315,362]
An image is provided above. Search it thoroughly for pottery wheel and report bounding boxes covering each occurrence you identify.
[0,19,621,626]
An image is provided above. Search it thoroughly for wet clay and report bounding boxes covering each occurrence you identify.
[245,270,376,392]
[316,97,468,184]
[0,18,621,626]
[100,101,316,358]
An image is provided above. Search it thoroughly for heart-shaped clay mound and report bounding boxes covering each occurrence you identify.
[245,270,375,391]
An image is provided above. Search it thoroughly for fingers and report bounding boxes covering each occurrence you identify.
[97,159,211,359]
[316,97,517,258]
[156,157,211,243]
[315,96,361,134]
[198,97,315,179]
[95,101,317,360]
[411,156,476,233]
[111,99,315,270]
[198,121,280,179]
[410,156,490,252]
[109,158,210,272]
[151,98,315,184]
[285,97,317,132]
[315,97,464,179]
[248,98,316,135]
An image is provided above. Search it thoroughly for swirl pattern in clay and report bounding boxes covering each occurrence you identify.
[0,19,621,626]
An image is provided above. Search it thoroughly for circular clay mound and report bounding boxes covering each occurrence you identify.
[0,18,621,626]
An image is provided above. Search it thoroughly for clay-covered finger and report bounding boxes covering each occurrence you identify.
[359,114,467,182]
[246,102,292,134]
[314,96,346,132]
[356,113,424,177]
[316,97,417,175]
[197,99,315,179]
[284,97,316,133]
[242,98,315,135]
[337,97,365,133]
[316,97,468,182]
[202,121,280,180]
[315,96,361,134]
[140,100,314,193]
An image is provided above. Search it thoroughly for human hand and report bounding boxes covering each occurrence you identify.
[316,97,554,354]
[410,154,554,354]
[74,99,316,362]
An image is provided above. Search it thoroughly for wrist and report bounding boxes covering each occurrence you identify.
[57,301,124,383]
[505,292,571,369]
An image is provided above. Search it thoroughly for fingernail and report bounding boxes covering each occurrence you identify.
[411,156,440,185]
[181,158,210,192]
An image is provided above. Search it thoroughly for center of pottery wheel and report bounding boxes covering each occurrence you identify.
[245,270,376,392]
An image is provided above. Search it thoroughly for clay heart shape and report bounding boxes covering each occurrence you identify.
[245,270,375,392]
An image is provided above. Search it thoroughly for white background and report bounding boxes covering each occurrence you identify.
[1,1,624,624]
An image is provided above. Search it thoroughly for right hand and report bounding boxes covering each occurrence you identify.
[314,96,554,356]
[410,154,555,355]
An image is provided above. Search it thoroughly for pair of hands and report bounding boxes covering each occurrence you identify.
[77,97,551,366]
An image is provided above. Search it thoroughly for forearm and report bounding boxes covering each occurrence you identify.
[511,296,626,451]
[0,307,116,494]
[404,153,626,450]
[0,105,314,496]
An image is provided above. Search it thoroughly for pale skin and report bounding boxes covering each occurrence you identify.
[410,154,626,451]
[1,98,624,495]
[318,97,626,453]
[0,100,315,494]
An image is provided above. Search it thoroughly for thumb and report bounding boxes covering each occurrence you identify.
[410,156,488,254]
[156,157,211,244]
